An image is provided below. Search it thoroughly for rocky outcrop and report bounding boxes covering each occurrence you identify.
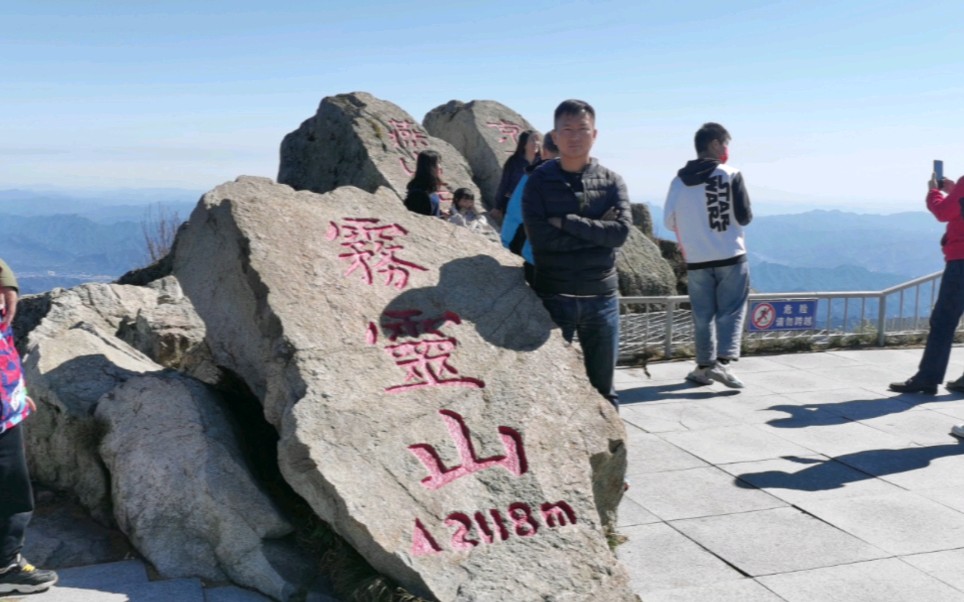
[278,92,480,214]
[617,228,677,298]
[96,374,307,600]
[19,279,313,600]
[630,202,654,238]
[173,176,636,601]
[423,100,535,210]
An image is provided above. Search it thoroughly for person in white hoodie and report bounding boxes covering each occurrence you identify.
[664,122,753,388]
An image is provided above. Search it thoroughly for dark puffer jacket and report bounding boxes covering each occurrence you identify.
[522,158,631,296]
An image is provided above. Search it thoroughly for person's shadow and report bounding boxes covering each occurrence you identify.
[378,255,553,351]
[619,382,741,405]
[734,442,964,492]
[765,391,962,428]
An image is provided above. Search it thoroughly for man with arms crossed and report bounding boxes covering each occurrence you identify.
[664,122,753,388]
[523,99,631,407]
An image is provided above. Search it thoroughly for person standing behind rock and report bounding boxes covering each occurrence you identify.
[501,132,560,285]
[0,259,58,595]
[492,130,541,220]
[523,100,631,408]
[404,150,443,217]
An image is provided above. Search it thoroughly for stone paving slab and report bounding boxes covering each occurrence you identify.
[623,466,785,521]
[641,579,786,602]
[902,548,964,592]
[615,346,964,601]
[660,424,815,465]
[757,557,964,602]
[615,523,745,595]
[622,427,710,475]
[670,506,888,576]
[797,491,964,556]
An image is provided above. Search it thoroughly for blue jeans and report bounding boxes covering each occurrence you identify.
[916,260,964,385]
[688,261,750,367]
[538,293,619,407]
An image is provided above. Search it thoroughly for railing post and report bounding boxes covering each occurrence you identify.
[664,299,676,358]
[877,295,887,346]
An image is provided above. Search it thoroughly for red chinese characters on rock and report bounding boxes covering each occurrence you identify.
[412,501,578,557]
[326,218,428,289]
[368,311,484,393]
[406,410,578,557]
[388,119,429,153]
[408,409,526,490]
[486,120,524,152]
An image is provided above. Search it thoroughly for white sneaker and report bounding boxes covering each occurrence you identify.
[708,362,745,388]
[951,424,964,439]
[686,366,713,385]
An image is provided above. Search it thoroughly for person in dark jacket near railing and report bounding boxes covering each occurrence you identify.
[891,172,964,407]
[523,99,631,408]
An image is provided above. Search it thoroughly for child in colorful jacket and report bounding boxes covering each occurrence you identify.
[0,259,58,594]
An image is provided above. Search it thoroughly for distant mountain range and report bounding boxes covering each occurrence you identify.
[0,188,199,294]
[645,204,945,293]
[0,189,950,296]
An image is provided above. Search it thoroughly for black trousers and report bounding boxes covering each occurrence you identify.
[0,424,33,566]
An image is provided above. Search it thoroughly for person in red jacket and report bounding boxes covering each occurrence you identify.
[890,172,964,399]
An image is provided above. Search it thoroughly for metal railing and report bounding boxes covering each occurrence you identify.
[619,271,950,360]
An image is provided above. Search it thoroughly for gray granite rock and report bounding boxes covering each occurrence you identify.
[423,99,535,210]
[173,176,636,602]
[278,91,479,215]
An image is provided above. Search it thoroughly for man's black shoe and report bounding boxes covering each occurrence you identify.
[889,379,938,395]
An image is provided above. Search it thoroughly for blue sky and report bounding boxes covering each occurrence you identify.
[3,1,963,212]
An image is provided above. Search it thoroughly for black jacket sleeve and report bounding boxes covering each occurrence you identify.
[558,174,632,248]
[732,172,752,226]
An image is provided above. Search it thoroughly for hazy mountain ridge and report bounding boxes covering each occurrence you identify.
[0,191,951,295]
[644,204,945,292]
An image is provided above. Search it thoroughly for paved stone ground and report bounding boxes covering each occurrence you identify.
[616,345,964,602]
[10,345,964,601]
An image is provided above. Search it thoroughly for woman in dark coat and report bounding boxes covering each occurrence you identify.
[493,130,541,217]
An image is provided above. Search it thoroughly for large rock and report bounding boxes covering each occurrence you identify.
[96,374,306,600]
[423,100,535,210]
[173,176,636,601]
[20,281,314,599]
[278,91,480,213]
[21,283,174,521]
[616,227,677,297]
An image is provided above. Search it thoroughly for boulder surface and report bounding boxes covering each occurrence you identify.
[423,100,535,210]
[278,91,479,214]
[173,176,636,601]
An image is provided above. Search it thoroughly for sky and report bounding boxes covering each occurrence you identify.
[3,0,964,213]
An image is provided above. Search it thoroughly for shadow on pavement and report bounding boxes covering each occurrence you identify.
[619,381,741,405]
[765,392,962,428]
[734,442,964,492]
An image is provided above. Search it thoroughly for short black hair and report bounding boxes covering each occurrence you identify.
[694,122,730,154]
[542,132,558,154]
[554,99,595,125]
[453,188,474,202]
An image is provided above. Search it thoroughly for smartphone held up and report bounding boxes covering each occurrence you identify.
[935,159,944,183]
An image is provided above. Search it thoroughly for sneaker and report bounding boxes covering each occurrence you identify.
[947,376,964,393]
[0,554,58,594]
[685,366,712,385]
[888,379,937,395]
[708,362,745,388]
[952,424,964,439]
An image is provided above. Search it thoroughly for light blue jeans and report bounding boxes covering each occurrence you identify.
[687,261,750,367]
